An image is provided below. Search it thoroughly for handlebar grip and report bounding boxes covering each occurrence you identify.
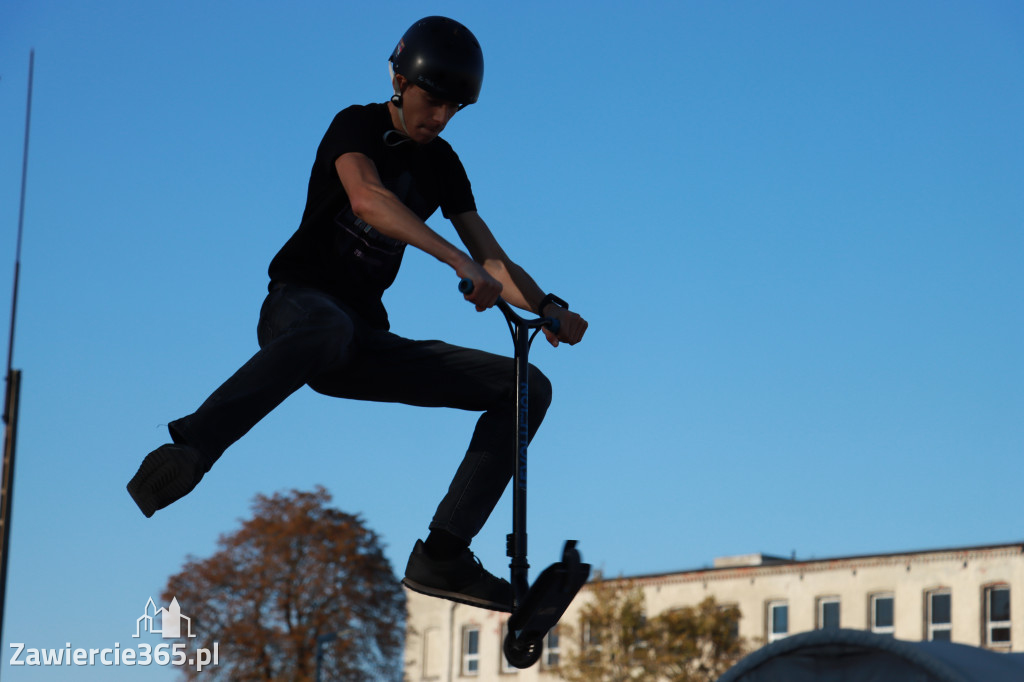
[460,278,560,334]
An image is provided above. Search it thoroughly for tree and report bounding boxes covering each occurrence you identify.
[162,487,405,681]
[558,577,649,682]
[639,597,746,681]
[559,576,747,682]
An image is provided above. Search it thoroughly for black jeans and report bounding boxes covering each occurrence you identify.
[168,283,552,543]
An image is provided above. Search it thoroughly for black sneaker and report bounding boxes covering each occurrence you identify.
[402,540,513,612]
[126,443,207,518]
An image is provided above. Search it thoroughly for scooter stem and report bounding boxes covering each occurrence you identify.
[458,279,556,609]
[509,316,530,608]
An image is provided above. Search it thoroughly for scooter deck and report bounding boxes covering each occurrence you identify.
[508,554,591,637]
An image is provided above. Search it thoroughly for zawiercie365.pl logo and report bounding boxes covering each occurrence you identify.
[9,597,219,671]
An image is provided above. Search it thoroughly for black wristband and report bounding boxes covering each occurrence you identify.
[537,293,569,314]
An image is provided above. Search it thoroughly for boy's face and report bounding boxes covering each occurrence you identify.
[391,76,460,143]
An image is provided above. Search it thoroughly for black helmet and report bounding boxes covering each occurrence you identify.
[388,16,484,106]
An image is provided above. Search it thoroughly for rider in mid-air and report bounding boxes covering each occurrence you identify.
[128,16,587,612]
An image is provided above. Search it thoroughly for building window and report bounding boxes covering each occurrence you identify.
[927,590,952,642]
[462,625,480,676]
[985,585,1011,648]
[767,601,788,643]
[817,597,840,630]
[582,620,602,651]
[544,627,561,668]
[871,593,895,636]
[422,627,442,679]
[721,603,741,642]
[499,622,518,674]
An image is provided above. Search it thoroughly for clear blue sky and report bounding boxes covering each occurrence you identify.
[2,1,1022,678]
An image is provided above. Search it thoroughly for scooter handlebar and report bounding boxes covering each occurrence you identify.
[458,278,561,335]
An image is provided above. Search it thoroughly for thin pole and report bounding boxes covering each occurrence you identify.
[6,50,33,377]
[2,48,35,649]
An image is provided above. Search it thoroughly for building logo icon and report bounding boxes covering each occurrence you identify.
[134,597,196,639]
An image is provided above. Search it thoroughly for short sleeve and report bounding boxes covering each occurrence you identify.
[437,145,477,218]
[318,106,379,165]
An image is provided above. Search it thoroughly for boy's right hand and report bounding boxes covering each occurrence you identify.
[456,261,502,311]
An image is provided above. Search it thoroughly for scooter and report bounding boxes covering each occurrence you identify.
[459,279,591,669]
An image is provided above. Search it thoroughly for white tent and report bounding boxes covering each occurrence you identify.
[717,629,1024,682]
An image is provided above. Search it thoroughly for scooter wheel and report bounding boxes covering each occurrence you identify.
[503,630,543,669]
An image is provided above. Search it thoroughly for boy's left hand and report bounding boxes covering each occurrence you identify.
[542,306,588,347]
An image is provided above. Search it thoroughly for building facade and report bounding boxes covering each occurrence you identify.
[403,542,1024,681]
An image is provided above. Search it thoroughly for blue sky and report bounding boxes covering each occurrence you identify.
[1,1,1022,678]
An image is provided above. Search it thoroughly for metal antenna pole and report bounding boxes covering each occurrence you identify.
[2,48,35,648]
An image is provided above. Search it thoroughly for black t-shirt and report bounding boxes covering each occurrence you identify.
[268,102,476,329]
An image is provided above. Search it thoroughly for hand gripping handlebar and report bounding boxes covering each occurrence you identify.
[457,278,561,335]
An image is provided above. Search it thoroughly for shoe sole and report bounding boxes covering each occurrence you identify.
[401,577,512,613]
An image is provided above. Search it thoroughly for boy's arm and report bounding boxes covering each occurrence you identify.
[450,211,588,346]
[335,152,502,309]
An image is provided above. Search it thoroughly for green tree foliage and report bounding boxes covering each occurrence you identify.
[559,578,649,682]
[559,577,747,682]
[162,487,404,681]
[641,598,746,681]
